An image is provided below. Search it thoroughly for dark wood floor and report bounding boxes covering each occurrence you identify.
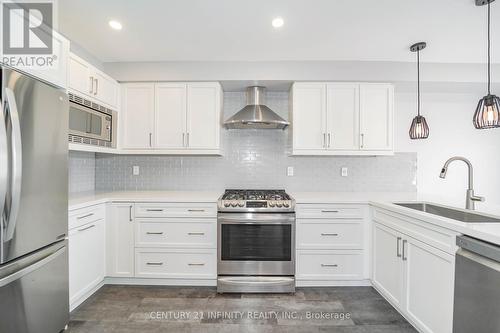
[68,285,417,333]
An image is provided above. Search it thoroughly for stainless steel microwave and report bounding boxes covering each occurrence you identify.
[68,93,117,148]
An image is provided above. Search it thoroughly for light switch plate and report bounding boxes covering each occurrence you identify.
[287,166,294,177]
[133,166,140,176]
[341,167,348,177]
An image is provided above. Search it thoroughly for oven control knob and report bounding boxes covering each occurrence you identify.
[269,201,276,207]
[283,202,290,208]
[231,201,238,207]
[224,202,230,207]
[276,201,283,208]
[238,201,245,207]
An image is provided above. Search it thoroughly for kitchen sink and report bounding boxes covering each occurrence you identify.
[394,202,500,223]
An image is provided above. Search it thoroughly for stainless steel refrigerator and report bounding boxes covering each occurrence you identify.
[0,66,69,333]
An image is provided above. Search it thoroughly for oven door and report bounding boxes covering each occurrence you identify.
[69,101,112,142]
[218,213,295,276]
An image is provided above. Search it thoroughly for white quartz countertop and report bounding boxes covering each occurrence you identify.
[69,191,221,211]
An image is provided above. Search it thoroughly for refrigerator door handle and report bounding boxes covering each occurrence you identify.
[0,246,65,287]
[0,92,8,227]
[4,88,22,242]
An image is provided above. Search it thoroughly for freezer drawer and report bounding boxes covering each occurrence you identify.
[0,241,69,333]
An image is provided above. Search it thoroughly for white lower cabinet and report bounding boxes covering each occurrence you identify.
[68,218,105,310]
[372,209,456,333]
[106,203,135,277]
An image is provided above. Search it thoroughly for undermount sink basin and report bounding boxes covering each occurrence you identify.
[394,202,500,223]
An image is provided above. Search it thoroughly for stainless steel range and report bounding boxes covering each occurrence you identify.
[217,189,296,293]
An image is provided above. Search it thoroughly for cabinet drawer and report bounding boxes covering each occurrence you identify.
[135,203,217,218]
[135,249,216,279]
[69,204,105,230]
[297,220,364,250]
[296,204,365,219]
[296,250,364,280]
[135,219,216,248]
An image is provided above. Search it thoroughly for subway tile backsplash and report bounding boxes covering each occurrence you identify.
[69,151,96,193]
[93,92,417,193]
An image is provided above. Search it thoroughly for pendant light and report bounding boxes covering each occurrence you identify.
[409,42,430,139]
[473,0,500,129]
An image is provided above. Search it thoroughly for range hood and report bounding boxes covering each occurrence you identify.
[224,86,289,129]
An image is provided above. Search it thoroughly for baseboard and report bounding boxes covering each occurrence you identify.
[70,280,105,311]
[103,277,217,286]
[296,279,372,287]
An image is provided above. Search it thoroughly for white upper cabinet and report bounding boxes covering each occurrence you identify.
[359,84,394,151]
[121,82,221,153]
[121,83,155,149]
[155,83,186,149]
[291,82,394,155]
[292,83,327,151]
[186,83,221,150]
[68,52,119,109]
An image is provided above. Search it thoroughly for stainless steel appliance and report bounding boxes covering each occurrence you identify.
[0,66,69,333]
[68,92,117,148]
[217,189,295,293]
[453,235,500,333]
[223,86,289,130]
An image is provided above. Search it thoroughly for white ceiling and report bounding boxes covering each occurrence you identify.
[59,0,500,64]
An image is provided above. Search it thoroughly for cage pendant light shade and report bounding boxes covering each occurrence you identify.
[473,94,500,129]
[409,115,430,139]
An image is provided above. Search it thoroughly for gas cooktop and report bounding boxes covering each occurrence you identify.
[218,189,295,213]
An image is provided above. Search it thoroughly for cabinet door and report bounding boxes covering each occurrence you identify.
[359,84,393,151]
[155,83,186,149]
[186,83,221,150]
[403,236,454,333]
[326,83,359,150]
[121,83,155,149]
[69,220,105,306]
[68,53,93,96]
[106,204,135,277]
[94,70,119,109]
[372,222,404,308]
[292,83,327,151]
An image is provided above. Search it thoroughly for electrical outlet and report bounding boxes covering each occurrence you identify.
[132,166,140,176]
[341,167,348,177]
[287,166,294,177]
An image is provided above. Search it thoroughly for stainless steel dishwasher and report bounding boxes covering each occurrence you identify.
[453,235,500,333]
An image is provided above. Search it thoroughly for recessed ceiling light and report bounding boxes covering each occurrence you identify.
[272,17,284,28]
[108,20,122,30]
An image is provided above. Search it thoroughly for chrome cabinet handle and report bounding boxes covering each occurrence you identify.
[146,232,164,235]
[77,213,94,220]
[360,133,365,148]
[328,133,331,148]
[402,239,408,261]
[182,133,185,147]
[321,264,338,267]
[323,133,327,148]
[129,205,133,222]
[188,209,205,212]
[146,262,163,266]
[188,263,205,266]
[397,237,402,257]
[186,132,190,147]
[188,232,205,235]
[4,88,22,242]
[321,233,339,236]
[321,210,339,213]
[146,209,164,212]
[89,76,94,94]
[94,78,98,95]
[149,133,152,147]
[78,224,96,232]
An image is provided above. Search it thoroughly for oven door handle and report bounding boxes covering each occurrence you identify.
[217,213,295,224]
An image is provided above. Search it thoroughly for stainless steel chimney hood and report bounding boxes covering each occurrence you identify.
[224,86,289,129]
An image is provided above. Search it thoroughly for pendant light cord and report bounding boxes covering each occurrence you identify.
[488,1,491,95]
[417,49,421,116]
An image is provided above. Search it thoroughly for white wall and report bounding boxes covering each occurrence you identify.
[395,89,500,215]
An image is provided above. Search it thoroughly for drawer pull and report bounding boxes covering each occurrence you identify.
[188,263,205,266]
[321,264,338,267]
[76,213,94,220]
[188,209,205,212]
[321,233,339,236]
[321,210,339,213]
[146,209,164,212]
[146,262,164,266]
[188,232,205,236]
[78,224,96,232]
[146,232,164,235]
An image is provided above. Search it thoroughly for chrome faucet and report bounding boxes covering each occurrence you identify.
[439,157,485,210]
